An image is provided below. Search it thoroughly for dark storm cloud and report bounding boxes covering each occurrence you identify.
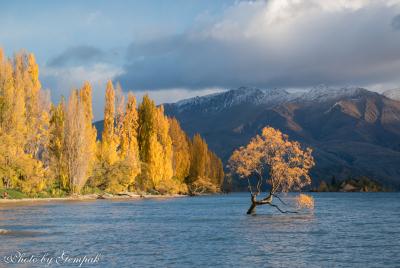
[48,45,105,67]
[115,1,400,91]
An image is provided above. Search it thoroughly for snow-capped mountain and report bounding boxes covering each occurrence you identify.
[383,88,400,101]
[167,85,375,113]
[298,85,372,102]
[96,85,400,188]
[164,86,400,189]
[171,87,295,113]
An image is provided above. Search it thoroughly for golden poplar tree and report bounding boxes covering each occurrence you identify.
[187,133,223,194]
[0,57,15,133]
[138,96,176,192]
[137,95,156,190]
[64,90,92,193]
[24,53,41,137]
[168,117,190,183]
[119,92,141,190]
[12,52,49,162]
[189,133,208,181]
[0,47,226,196]
[0,52,19,189]
[121,93,139,159]
[91,82,137,193]
[0,50,46,194]
[79,82,97,175]
[49,99,68,190]
[11,53,27,144]
[115,82,125,148]
[101,80,118,165]
[154,106,173,188]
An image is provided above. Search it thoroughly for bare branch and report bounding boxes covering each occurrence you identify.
[247,177,254,195]
[255,171,263,195]
[271,193,288,206]
[268,203,298,214]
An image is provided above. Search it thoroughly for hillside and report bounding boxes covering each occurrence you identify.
[163,86,400,189]
[383,88,400,101]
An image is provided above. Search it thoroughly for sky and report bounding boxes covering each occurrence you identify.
[1,0,400,120]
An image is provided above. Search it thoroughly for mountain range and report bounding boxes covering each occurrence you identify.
[163,86,400,190]
[383,88,400,101]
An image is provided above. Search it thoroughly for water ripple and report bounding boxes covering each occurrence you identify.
[0,193,399,267]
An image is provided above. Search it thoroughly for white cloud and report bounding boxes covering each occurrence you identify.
[37,0,400,120]
[41,63,123,120]
[117,0,400,91]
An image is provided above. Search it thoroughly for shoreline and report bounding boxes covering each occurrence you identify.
[0,193,187,204]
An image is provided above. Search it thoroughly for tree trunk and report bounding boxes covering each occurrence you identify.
[247,195,257,214]
[247,193,273,214]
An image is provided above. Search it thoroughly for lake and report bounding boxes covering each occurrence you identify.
[0,193,399,267]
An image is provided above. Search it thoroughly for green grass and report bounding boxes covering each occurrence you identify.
[0,188,28,199]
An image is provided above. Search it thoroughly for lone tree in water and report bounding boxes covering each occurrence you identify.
[228,127,315,214]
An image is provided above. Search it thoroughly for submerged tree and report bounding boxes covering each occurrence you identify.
[228,126,315,214]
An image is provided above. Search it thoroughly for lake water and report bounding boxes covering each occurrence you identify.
[0,193,399,267]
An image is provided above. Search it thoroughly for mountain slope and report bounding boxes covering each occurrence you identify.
[164,86,400,189]
[383,88,400,101]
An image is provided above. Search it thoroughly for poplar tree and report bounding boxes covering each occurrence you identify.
[11,53,27,145]
[0,57,15,133]
[154,106,173,187]
[101,80,118,165]
[188,133,224,194]
[24,53,41,136]
[48,99,67,190]
[138,96,175,192]
[138,95,155,163]
[64,90,90,193]
[121,93,139,158]
[189,133,208,181]
[79,82,97,173]
[120,92,140,189]
[115,82,125,148]
[0,48,225,196]
[168,117,190,183]
[137,95,156,190]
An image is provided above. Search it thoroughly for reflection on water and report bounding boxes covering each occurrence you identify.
[0,193,399,267]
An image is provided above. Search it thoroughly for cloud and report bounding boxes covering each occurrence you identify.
[42,45,126,119]
[133,87,225,106]
[392,14,400,30]
[115,0,400,91]
[41,63,123,120]
[47,45,106,67]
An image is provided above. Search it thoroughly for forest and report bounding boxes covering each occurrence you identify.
[0,48,224,197]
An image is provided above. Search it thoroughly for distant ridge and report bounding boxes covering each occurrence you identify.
[383,88,400,101]
[162,86,400,190]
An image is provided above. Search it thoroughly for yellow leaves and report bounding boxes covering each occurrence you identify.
[27,53,41,93]
[188,133,224,194]
[188,176,220,194]
[296,194,315,209]
[103,80,115,145]
[228,126,315,193]
[169,117,190,182]
[120,92,139,162]
[1,48,223,196]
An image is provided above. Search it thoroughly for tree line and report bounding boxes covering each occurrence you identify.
[0,48,224,197]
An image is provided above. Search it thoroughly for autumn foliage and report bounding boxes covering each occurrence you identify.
[0,48,224,197]
[296,194,314,209]
[228,126,315,214]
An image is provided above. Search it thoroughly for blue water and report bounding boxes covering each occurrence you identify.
[0,193,399,267]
